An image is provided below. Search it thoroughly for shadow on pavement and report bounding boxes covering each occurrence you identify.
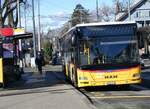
[4,70,69,91]
[0,68,78,97]
[0,86,75,97]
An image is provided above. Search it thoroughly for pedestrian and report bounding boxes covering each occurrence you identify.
[35,51,43,74]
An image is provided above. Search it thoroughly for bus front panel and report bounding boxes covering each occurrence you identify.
[77,65,141,87]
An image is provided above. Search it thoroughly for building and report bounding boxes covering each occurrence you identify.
[116,0,150,27]
[116,0,150,54]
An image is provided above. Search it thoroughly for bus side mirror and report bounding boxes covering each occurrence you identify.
[71,36,76,46]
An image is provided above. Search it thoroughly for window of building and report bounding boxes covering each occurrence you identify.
[139,11,141,18]
[136,12,138,17]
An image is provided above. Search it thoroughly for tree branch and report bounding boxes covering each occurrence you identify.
[2,5,17,25]
[14,8,18,27]
[2,0,16,11]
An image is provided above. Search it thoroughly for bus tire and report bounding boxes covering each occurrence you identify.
[72,69,77,87]
[123,84,130,89]
[63,65,69,82]
[0,83,4,87]
[119,84,130,89]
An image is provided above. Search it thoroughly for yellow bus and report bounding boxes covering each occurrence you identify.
[60,22,141,87]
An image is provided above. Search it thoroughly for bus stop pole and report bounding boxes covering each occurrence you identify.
[17,0,23,70]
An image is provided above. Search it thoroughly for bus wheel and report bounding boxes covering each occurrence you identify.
[120,84,130,89]
[0,83,4,88]
[72,69,77,87]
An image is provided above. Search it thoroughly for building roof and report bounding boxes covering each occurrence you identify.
[117,0,146,21]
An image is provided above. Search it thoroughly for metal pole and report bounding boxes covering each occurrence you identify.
[0,0,2,27]
[128,0,131,21]
[24,2,27,32]
[32,0,36,58]
[96,0,99,21]
[38,0,41,51]
[17,0,21,27]
[17,0,23,68]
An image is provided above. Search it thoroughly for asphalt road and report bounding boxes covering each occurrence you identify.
[81,67,150,109]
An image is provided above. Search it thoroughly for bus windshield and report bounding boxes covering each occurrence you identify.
[78,25,139,66]
[79,38,139,65]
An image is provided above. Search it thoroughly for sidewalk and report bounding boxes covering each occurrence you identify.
[0,65,96,109]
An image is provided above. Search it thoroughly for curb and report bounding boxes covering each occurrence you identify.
[74,87,98,109]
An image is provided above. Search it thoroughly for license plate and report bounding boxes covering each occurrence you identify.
[107,81,115,85]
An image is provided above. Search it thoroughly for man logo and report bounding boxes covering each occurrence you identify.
[105,75,117,79]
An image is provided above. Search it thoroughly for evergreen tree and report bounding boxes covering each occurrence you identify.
[43,40,53,61]
[71,4,90,27]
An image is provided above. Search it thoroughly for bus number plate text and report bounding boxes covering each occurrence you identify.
[107,81,115,85]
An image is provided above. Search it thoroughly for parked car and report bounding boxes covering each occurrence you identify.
[140,54,150,68]
[51,53,62,65]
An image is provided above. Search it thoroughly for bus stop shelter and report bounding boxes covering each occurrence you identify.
[0,28,32,86]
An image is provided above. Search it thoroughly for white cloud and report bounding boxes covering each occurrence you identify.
[48,11,71,21]
[21,11,71,33]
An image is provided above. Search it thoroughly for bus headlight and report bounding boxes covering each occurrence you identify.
[133,73,140,78]
[79,77,88,80]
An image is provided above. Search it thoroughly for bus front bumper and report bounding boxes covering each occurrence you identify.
[78,78,141,87]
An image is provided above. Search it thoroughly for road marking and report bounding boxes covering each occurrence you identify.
[92,92,105,96]
[90,95,150,99]
[131,85,149,90]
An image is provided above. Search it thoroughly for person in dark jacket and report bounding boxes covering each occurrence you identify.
[35,52,43,74]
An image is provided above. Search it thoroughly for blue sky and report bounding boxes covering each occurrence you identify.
[26,0,113,32]
[40,0,113,15]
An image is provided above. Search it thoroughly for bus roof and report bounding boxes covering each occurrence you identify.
[76,21,136,27]
[61,21,136,38]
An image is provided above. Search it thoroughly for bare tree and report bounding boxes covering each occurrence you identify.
[0,0,29,27]
[99,3,115,22]
[59,23,70,37]
[113,0,134,14]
